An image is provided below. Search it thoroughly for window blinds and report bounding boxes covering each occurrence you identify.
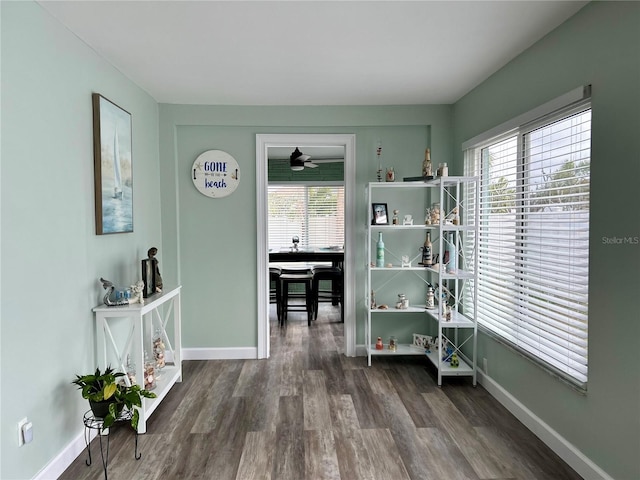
[268,184,345,250]
[465,107,591,387]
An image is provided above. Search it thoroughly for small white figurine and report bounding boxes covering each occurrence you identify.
[129,280,145,305]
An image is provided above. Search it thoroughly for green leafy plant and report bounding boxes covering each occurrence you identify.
[72,366,156,430]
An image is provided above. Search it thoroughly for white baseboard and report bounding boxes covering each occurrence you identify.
[182,346,257,360]
[34,429,97,480]
[477,369,612,480]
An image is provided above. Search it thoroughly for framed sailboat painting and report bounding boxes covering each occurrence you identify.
[92,93,133,234]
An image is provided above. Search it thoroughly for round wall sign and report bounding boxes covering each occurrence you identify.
[192,150,240,198]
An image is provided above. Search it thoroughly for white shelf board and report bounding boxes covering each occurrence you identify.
[424,309,475,327]
[369,306,426,314]
[424,350,474,375]
[368,344,426,356]
[369,266,431,272]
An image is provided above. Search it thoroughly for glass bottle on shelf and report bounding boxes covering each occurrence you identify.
[153,326,166,370]
[376,232,385,268]
[126,354,137,386]
[426,286,435,310]
[144,351,156,390]
[445,233,457,273]
[385,167,395,182]
[422,231,432,266]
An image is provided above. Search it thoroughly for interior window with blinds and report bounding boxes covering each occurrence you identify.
[464,103,591,389]
[268,184,345,250]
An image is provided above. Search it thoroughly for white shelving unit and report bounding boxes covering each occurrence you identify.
[365,178,478,386]
[92,285,182,433]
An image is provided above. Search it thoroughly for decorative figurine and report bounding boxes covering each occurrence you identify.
[100,278,146,306]
[446,207,460,225]
[386,167,395,182]
[403,215,413,226]
[396,294,409,309]
[147,247,163,292]
[392,209,399,225]
[401,255,411,268]
[376,140,383,182]
[100,278,130,307]
[451,352,459,368]
[129,280,145,305]
[422,148,433,178]
[142,247,163,298]
[375,337,384,350]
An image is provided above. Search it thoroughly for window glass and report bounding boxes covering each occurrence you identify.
[465,107,591,388]
[268,185,345,250]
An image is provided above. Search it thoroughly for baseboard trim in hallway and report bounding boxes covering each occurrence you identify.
[477,370,611,480]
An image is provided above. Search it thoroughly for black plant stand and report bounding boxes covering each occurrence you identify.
[83,410,140,480]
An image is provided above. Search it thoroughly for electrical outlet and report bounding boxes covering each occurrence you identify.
[483,357,488,374]
[17,418,28,447]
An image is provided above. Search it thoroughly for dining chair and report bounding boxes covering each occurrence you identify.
[311,265,343,322]
[269,266,282,324]
[279,267,314,326]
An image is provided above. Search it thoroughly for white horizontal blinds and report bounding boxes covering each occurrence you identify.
[465,105,591,387]
[268,185,345,249]
[518,109,591,384]
[476,136,521,343]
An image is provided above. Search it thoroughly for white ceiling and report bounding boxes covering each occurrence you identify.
[38,1,587,106]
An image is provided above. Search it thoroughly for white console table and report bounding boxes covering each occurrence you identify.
[92,285,182,434]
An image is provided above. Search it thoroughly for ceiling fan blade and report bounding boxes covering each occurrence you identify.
[305,161,319,168]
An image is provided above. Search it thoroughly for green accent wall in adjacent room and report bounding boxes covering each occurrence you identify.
[268,159,344,182]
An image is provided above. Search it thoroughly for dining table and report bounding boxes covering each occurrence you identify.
[268,247,344,266]
[269,247,344,309]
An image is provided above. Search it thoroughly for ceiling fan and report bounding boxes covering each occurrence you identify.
[290,147,318,171]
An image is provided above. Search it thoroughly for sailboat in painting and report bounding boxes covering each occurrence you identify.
[113,127,123,199]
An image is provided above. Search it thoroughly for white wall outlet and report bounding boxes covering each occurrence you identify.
[17,418,28,447]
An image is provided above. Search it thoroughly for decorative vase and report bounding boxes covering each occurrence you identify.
[376,232,385,268]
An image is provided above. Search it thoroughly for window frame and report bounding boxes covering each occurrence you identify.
[464,94,591,391]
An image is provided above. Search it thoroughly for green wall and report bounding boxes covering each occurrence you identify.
[158,111,452,349]
[1,3,161,479]
[452,2,640,479]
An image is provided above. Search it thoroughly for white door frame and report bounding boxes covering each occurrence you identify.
[256,134,356,359]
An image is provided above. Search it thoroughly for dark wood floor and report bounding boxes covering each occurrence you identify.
[61,304,582,480]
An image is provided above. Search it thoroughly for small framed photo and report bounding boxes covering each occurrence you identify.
[371,203,389,225]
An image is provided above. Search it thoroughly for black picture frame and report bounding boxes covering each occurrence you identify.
[371,203,389,225]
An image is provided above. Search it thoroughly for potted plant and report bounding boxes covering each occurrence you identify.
[72,366,156,430]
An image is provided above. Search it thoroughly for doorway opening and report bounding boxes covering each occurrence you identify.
[256,134,356,359]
